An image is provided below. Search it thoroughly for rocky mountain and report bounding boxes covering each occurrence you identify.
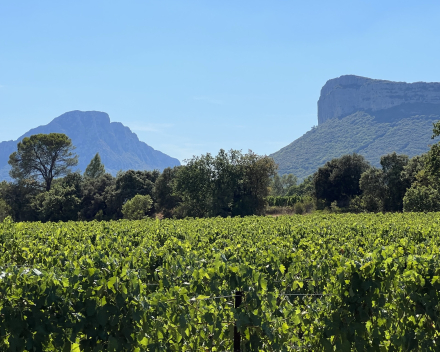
[0,110,180,181]
[318,75,440,124]
[271,75,440,180]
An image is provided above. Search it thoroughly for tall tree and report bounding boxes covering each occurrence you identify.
[80,173,115,221]
[84,153,105,179]
[286,175,313,197]
[380,152,409,211]
[174,150,276,217]
[108,170,160,218]
[153,167,181,218]
[31,173,83,222]
[314,153,370,208]
[359,167,386,212]
[269,173,297,196]
[8,133,78,191]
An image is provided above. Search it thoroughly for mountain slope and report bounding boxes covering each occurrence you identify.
[270,75,440,180]
[271,112,439,180]
[0,111,180,181]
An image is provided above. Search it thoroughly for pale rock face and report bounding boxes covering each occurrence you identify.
[318,75,440,124]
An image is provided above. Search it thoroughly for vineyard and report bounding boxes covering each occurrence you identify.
[0,213,440,351]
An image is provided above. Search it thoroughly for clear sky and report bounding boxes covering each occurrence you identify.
[1,1,440,162]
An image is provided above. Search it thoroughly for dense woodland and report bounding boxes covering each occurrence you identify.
[1,120,440,223]
[0,142,276,222]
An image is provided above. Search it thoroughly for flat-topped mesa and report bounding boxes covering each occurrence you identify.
[317,75,440,124]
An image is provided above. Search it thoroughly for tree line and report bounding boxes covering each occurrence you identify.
[0,134,276,222]
[266,121,440,213]
[2,119,440,222]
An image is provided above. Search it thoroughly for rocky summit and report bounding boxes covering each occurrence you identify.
[271,75,440,180]
[318,75,440,124]
[0,111,180,181]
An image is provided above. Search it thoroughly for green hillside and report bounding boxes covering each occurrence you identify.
[270,112,440,180]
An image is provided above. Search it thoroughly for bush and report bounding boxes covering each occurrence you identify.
[0,199,11,221]
[266,196,303,207]
[403,184,440,212]
[122,195,153,220]
[294,202,304,215]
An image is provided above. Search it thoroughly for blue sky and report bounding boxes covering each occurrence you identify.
[1,1,440,162]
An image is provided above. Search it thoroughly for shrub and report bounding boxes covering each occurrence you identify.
[294,202,304,215]
[122,195,153,220]
[403,184,440,212]
[0,199,11,221]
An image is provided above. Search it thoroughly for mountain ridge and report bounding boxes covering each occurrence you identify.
[271,75,440,180]
[0,110,180,181]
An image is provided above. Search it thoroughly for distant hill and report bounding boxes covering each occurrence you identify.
[0,110,180,181]
[270,75,440,180]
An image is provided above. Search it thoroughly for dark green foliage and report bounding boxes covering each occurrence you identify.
[122,194,153,220]
[31,173,83,222]
[354,153,411,212]
[112,170,160,217]
[153,167,181,218]
[8,133,78,191]
[401,155,425,186]
[0,179,41,221]
[380,152,410,211]
[403,184,440,212]
[286,175,314,197]
[358,168,385,212]
[80,173,116,221]
[0,198,11,221]
[174,150,277,218]
[401,121,440,212]
[266,196,303,207]
[84,153,105,179]
[313,153,370,208]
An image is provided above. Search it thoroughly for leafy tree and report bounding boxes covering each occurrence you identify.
[153,167,181,218]
[354,153,410,212]
[109,170,160,218]
[31,173,83,222]
[286,175,313,197]
[0,198,11,221]
[359,168,385,211]
[422,121,440,182]
[238,151,277,215]
[80,173,116,221]
[84,153,105,179]
[269,173,297,196]
[270,174,284,196]
[403,184,440,212]
[380,152,409,211]
[122,194,153,220]
[401,155,425,186]
[0,179,41,221]
[401,122,440,212]
[174,150,276,217]
[314,153,370,208]
[174,153,215,218]
[8,133,78,191]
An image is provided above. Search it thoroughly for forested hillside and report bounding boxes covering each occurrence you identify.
[271,112,439,179]
[270,75,440,180]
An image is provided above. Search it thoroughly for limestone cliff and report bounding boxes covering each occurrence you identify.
[318,75,440,124]
[271,75,440,180]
